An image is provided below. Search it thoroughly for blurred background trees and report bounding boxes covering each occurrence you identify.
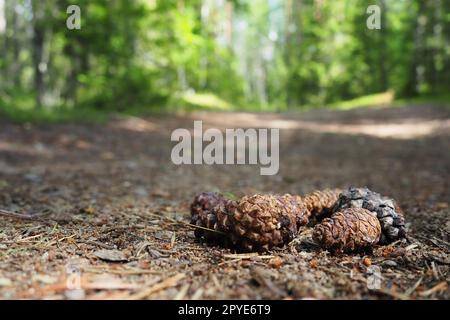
[0,0,449,115]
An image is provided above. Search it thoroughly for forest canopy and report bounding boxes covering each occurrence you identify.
[0,0,449,115]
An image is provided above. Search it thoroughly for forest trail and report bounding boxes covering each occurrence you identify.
[0,104,449,299]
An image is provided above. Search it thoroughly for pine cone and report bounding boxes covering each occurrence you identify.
[333,187,406,243]
[190,192,230,242]
[313,208,381,253]
[304,189,341,220]
[226,194,308,252]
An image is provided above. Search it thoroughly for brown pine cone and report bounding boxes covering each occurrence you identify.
[190,192,230,243]
[304,189,341,221]
[333,187,406,243]
[313,208,381,253]
[227,194,308,252]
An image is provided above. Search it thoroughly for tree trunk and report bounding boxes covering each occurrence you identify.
[379,0,388,91]
[0,0,7,90]
[32,2,46,108]
[199,0,209,89]
[224,1,233,47]
[404,1,425,96]
[284,0,302,108]
[177,0,188,91]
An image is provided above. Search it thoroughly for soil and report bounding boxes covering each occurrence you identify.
[0,104,449,299]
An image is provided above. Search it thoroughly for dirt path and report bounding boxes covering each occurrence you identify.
[0,104,449,299]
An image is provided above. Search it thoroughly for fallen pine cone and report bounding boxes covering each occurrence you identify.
[191,192,309,252]
[190,187,406,254]
[190,192,231,243]
[227,194,308,252]
[313,208,381,253]
[333,187,406,243]
[304,188,341,221]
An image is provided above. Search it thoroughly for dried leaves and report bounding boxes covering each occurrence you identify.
[190,187,408,254]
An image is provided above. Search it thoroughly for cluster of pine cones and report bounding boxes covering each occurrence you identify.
[190,187,406,253]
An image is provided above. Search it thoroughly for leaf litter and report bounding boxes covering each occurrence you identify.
[0,105,449,299]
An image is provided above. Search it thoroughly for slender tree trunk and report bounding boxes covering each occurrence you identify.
[430,0,441,92]
[11,4,22,87]
[0,0,4,34]
[443,0,450,86]
[284,0,302,108]
[199,0,209,89]
[404,1,425,96]
[283,0,293,108]
[0,0,7,90]
[224,1,233,47]
[32,2,46,108]
[177,0,188,91]
[63,42,78,104]
[379,0,388,91]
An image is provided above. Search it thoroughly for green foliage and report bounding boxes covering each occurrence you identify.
[0,0,448,121]
[0,100,109,124]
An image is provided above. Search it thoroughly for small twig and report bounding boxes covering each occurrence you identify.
[405,243,419,251]
[250,266,286,297]
[218,258,242,266]
[431,262,439,280]
[17,234,45,242]
[191,288,204,300]
[431,236,450,248]
[418,281,448,297]
[147,212,226,235]
[125,273,185,300]
[387,239,403,247]
[78,240,115,250]
[170,232,176,249]
[374,288,411,300]
[174,284,190,300]
[135,241,151,257]
[44,234,77,247]
[210,274,221,289]
[0,209,55,226]
[0,209,35,220]
[83,267,162,275]
[223,253,259,259]
[405,277,423,296]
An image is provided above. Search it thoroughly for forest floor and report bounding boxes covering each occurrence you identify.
[0,104,449,300]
